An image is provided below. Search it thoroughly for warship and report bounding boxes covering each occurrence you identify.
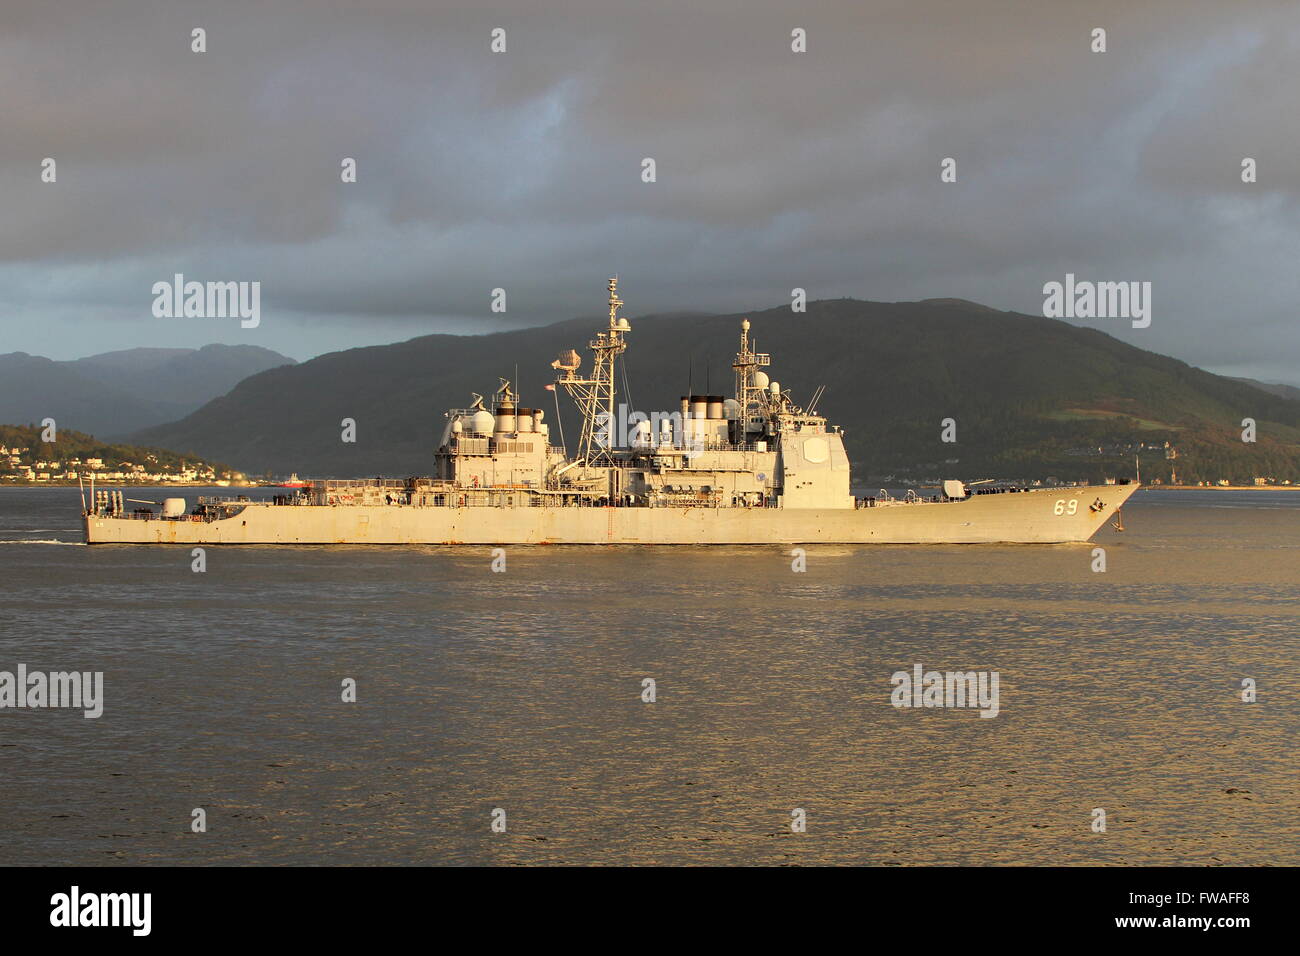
[83,279,1138,544]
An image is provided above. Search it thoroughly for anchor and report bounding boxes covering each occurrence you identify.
[1110,508,1125,532]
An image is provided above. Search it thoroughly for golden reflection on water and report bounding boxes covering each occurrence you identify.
[1,488,1296,864]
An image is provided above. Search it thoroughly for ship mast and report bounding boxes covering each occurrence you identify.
[732,318,770,439]
[554,277,630,472]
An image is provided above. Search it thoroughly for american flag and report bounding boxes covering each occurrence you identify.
[544,384,555,391]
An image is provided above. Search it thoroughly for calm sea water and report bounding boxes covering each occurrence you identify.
[0,486,1296,866]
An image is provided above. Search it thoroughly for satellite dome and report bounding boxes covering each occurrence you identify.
[469,410,495,435]
[753,371,769,389]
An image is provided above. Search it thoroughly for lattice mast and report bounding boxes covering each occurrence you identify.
[554,277,630,471]
[732,318,770,437]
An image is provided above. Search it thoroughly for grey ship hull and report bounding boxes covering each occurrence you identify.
[84,483,1137,545]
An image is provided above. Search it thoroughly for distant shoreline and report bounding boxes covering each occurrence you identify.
[0,481,259,489]
[1141,485,1300,491]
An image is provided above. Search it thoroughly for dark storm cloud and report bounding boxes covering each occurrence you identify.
[0,0,1296,382]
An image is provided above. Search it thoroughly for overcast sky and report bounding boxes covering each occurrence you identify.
[2,0,1297,383]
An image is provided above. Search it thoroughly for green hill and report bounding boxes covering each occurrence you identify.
[0,423,232,480]
[131,299,1300,485]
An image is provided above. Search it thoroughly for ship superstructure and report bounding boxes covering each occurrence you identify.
[432,277,851,512]
[83,279,1138,544]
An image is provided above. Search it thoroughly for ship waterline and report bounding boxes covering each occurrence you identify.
[82,277,1138,545]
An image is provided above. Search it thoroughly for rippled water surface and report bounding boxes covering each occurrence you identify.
[1,486,1296,865]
